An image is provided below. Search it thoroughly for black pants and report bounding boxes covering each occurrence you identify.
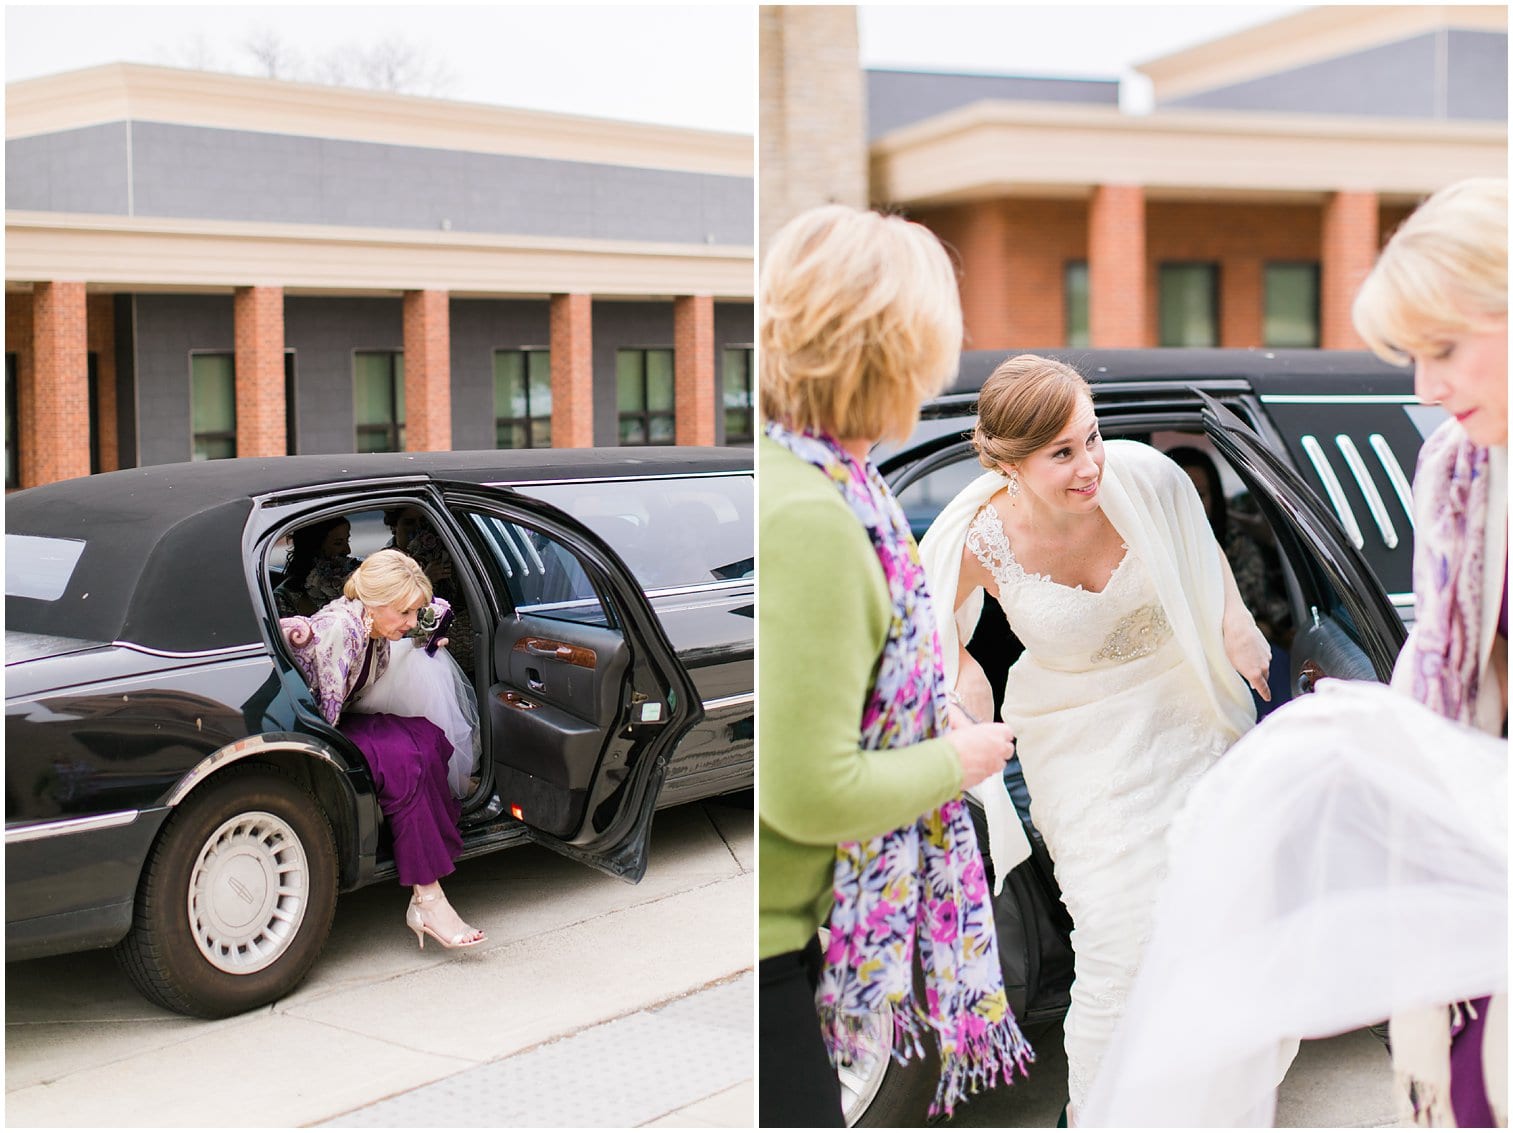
[759,934,845,1127]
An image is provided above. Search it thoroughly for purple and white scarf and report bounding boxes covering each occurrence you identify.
[766,421,1033,1118]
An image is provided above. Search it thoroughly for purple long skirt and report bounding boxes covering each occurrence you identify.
[340,712,462,887]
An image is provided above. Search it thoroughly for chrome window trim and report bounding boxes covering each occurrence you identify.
[1369,433,1416,530]
[1334,435,1399,550]
[1300,435,1365,550]
[7,810,139,844]
[494,470,751,489]
[704,692,754,712]
[115,641,262,660]
[1259,394,1420,405]
[646,579,753,600]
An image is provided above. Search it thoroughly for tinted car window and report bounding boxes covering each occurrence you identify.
[519,475,753,590]
[469,514,611,627]
[6,535,86,601]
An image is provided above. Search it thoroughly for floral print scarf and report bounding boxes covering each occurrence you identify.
[1393,424,1493,727]
[766,421,1033,1118]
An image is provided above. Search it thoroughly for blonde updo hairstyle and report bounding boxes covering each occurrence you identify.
[972,354,1095,472]
[760,204,962,444]
[1353,178,1508,366]
[343,548,432,610]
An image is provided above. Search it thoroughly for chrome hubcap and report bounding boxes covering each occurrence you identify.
[187,811,309,975]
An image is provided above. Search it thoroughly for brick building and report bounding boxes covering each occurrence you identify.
[778,5,1506,356]
[5,64,755,488]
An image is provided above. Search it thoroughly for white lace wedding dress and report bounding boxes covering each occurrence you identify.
[965,504,1234,1113]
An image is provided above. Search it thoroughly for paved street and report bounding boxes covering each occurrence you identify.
[6,797,754,1128]
[944,1018,1403,1128]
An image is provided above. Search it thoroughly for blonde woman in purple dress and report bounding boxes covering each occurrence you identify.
[282,549,484,950]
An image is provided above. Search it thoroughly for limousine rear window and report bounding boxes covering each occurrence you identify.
[1369,433,1415,530]
[5,535,86,601]
[1299,436,1365,551]
[1335,434,1400,550]
[520,474,753,592]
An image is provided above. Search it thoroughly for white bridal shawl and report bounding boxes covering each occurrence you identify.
[919,439,1256,888]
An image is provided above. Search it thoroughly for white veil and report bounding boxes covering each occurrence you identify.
[1081,679,1508,1127]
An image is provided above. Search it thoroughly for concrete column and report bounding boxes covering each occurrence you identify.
[402,289,452,452]
[1088,184,1147,348]
[1321,190,1378,349]
[673,295,716,446]
[549,294,595,448]
[30,281,90,486]
[233,286,287,457]
[956,200,1013,351]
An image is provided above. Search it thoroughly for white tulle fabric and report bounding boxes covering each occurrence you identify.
[349,640,481,798]
[965,504,1238,1112]
[1081,679,1508,1127]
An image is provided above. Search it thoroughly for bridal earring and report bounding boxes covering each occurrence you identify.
[1007,473,1021,500]
[362,608,375,637]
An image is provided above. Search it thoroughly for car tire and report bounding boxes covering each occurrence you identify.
[819,925,941,1128]
[114,763,338,1018]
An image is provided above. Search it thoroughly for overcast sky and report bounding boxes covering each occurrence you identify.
[6,4,1304,130]
[4,4,759,134]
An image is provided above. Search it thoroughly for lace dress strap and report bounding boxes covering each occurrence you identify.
[965,504,1020,594]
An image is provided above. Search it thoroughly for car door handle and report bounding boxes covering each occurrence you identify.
[498,690,538,711]
[526,642,572,658]
[1296,659,1324,696]
[515,637,597,669]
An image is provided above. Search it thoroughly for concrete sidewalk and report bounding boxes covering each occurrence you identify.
[6,799,754,1128]
[322,973,752,1127]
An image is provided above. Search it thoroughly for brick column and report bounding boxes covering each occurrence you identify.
[673,295,716,446]
[233,286,287,457]
[85,295,119,472]
[402,289,451,452]
[1321,191,1378,349]
[549,294,594,448]
[1088,184,1147,348]
[954,200,1012,351]
[31,282,90,486]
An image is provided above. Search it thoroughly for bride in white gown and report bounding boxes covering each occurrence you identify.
[920,354,1271,1122]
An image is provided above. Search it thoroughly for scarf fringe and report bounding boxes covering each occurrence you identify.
[927,1009,1037,1119]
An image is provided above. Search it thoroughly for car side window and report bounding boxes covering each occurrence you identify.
[468,513,613,628]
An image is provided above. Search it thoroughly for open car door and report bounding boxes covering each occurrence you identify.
[443,486,703,883]
[1200,392,1406,691]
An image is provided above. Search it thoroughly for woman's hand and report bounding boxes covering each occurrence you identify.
[1224,616,1271,701]
[949,721,1016,790]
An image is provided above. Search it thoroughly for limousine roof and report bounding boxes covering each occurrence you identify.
[950,348,1413,398]
[7,447,750,655]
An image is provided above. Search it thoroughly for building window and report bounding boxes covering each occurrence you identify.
[191,352,236,461]
[1065,261,1090,347]
[354,351,405,453]
[88,353,100,475]
[1264,262,1320,347]
[617,347,675,445]
[722,346,754,445]
[6,353,18,490]
[1158,263,1220,347]
[284,351,298,456]
[494,348,552,448]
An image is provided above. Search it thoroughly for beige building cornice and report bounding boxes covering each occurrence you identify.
[1138,5,1508,105]
[870,101,1507,208]
[6,63,753,178]
[5,212,755,299]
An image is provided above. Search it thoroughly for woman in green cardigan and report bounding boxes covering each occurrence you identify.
[758,205,1029,1127]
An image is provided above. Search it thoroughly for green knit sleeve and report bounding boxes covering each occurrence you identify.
[759,476,962,847]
